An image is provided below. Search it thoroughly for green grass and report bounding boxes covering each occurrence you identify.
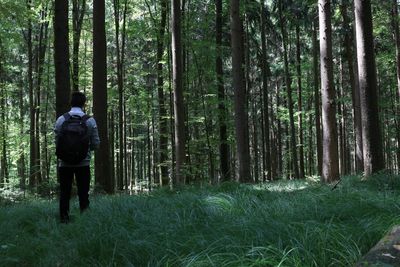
[1,175,400,266]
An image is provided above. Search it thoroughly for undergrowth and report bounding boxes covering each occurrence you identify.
[0,175,399,266]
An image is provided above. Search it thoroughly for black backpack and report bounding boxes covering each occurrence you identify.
[56,113,90,164]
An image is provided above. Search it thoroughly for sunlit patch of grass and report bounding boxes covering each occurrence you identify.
[0,175,399,266]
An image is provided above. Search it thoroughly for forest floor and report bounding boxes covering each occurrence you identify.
[0,175,399,266]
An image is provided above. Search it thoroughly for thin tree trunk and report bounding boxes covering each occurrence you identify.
[260,0,271,180]
[276,80,283,177]
[18,74,26,189]
[195,56,215,183]
[270,81,278,179]
[216,0,230,182]
[338,61,345,175]
[113,0,128,191]
[0,70,8,186]
[279,0,299,179]
[313,17,323,176]
[131,122,135,191]
[157,0,169,186]
[393,0,400,99]
[168,35,176,180]
[124,96,129,191]
[296,18,305,179]
[308,92,314,176]
[72,0,86,92]
[391,0,400,171]
[35,6,49,188]
[252,97,259,183]
[340,0,363,173]
[110,110,116,187]
[28,0,36,188]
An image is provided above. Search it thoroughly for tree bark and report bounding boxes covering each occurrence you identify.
[354,0,385,176]
[0,64,8,186]
[296,17,305,179]
[54,0,71,118]
[276,80,283,177]
[18,73,26,188]
[319,0,339,183]
[313,18,323,176]
[28,0,37,188]
[157,0,169,185]
[216,0,230,182]
[231,0,251,182]
[72,0,86,92]
[171,0,185,186]
[260,0,271,180]
[35,6,49,188]
[340,0,363,173]
[113,0,128,191]
[391,0,400,172]
[93,0,113,193]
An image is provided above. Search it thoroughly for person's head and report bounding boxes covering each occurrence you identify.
[70,91,86,108]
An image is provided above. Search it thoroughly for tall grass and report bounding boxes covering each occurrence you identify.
[0,175,399,266]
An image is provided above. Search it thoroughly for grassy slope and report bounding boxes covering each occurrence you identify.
[0,176,399,267]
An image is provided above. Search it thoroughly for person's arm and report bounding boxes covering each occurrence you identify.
[54,116,65,143]
[89,118,100,150]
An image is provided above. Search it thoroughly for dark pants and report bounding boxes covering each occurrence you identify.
[59,166,90,220]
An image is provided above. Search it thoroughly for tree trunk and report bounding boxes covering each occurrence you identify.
[18,75,26,188]
[319,0,339,183]
[93,0,113,193]
[171,0,185,186]
[354,0,385,176]
[54,0,71,118]
[0,68,8,186]
[278,0,299,179]
[113,0,128,191]
[296,18,305,179]
[340,0,363,173]
[216,0,230,182]
[269,81,278,179]
[110,110,116,187]
[28,0,37,188]
[276,80,283,177]
[391,0,400,171]
[313,18,323,176]
[35,6,49,188]
[72,0,86,92]
[307,92,314,176]
[260,0,271,180]
[252,96,259,183]
[157,0,169,186]
[231,0,251,182]
[196,58,215,184]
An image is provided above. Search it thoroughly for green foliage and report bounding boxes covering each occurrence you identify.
[1,177,399,266]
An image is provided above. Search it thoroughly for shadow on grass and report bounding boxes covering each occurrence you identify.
[1,174,400,266]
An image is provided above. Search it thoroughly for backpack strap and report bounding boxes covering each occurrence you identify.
[81,115,91,122]
[63,112,71,121]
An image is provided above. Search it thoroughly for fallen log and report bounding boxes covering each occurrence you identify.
[356,226,400,266]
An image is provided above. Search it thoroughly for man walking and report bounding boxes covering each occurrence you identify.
[55,92,100,223]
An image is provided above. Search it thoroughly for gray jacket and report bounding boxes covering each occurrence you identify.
[54,107,100,167]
